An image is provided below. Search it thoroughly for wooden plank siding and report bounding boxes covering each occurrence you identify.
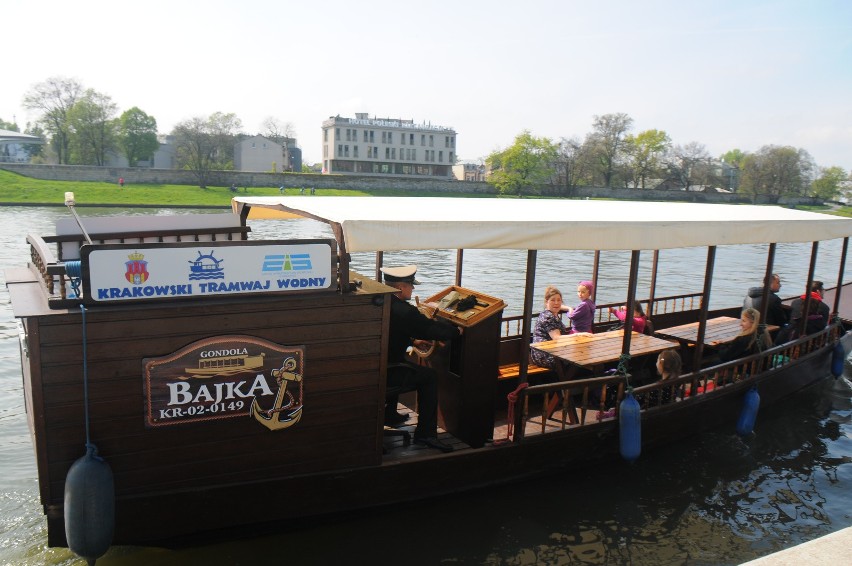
[23,275,393,512]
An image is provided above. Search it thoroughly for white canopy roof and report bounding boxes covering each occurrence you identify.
[233,196,852,253]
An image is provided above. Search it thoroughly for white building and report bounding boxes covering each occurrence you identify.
[321,113,456,178]
[234,135,300,173]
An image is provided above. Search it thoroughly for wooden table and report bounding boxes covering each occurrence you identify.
[655,316,778,347]
[530,329,677,423]
[530,329,678,377]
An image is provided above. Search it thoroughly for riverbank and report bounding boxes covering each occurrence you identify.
[2,168,849,216]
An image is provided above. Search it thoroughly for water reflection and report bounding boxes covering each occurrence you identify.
[0,207,850,565]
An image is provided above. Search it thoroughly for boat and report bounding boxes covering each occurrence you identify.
[6,196,852,558]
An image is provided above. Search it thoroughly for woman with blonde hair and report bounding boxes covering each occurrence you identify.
[713,307,772,362]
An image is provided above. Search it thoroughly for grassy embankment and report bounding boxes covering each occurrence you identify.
[1,169,849,216]
[0,169,478,208]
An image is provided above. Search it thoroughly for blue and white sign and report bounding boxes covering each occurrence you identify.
[81,239,335,304]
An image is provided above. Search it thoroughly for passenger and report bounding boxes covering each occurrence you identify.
[609,302,646,334]
[743,273,788,327]
[382,264,461,453]
[711,307,772,362]
[652,349,683,405]
[788,280,830,329]
[530,285,569,370]
[566,280,596,334]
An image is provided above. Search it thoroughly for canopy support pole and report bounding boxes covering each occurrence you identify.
[649,250,659,317]
[800,242,819,337]
[693,246,716,366]
[758,243,777,327]
[621,250,641,356]
[833,237,848,317]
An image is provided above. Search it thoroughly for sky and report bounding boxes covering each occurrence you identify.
[4,0,851,171]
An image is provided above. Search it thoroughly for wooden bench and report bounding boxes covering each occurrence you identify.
[497,362,552,380]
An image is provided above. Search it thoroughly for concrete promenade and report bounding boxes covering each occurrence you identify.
[741,525,852,565]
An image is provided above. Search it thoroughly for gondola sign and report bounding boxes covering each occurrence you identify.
[143,335,305,430]
[80,239,336,304]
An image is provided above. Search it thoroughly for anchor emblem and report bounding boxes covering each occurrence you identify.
[251,357,303,431]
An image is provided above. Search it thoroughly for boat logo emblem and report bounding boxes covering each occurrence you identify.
[125,251,149,284]
[188,250,225,281]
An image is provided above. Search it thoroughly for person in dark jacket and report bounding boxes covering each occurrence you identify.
[788,280,830,327]
[712,308,772,362]
[382,264,461,453]
[743,273,788,327]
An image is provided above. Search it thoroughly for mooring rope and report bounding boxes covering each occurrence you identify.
[67,261,83,299]
[494,382,529,446]
[80,305,99,459]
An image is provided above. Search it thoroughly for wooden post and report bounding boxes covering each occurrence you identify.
[693,246,716,366]
[621,250,641,358]
[833,237,848,317]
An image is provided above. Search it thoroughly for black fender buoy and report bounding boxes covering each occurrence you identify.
[831,342,845,378]
[64,444,114,565]
[736,387,760,436]
[619,392,641,462]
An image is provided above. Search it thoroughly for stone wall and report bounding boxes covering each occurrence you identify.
[0,162,821,205]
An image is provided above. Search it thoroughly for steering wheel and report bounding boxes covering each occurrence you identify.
[412,297,438,359]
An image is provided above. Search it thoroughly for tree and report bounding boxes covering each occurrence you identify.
[738,145,815,202]
[22,76,84,164]
[665,142,712,190]
[172,112,242,187]
[811,166,847,201]
[260,116,296,144]
[553,136,589,195]
[486,130,557,197]
[67,89,119,165]
[23,123,46,161]
[587,113,633,188]
[623,129,671,189]
[0,118,18,131]
[119,107,159,166]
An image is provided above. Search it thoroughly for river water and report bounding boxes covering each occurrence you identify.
[1,205,850,565]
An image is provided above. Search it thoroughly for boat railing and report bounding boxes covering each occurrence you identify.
[499,292,704,337]
[512,323,840,440]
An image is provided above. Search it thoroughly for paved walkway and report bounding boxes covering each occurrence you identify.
[740,526,852,565]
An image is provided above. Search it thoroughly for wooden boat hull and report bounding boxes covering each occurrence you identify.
[27,319,843,547]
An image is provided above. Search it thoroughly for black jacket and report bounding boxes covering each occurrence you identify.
[387,296,459,364]
[743,287,788,326]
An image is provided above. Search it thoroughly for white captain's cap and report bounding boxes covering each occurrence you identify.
[380,264,421,285]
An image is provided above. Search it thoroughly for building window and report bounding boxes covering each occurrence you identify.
[385,147,390,159]
[449,151,453,163]
[363,130,368,142]
[409,133,414,145]
[353,145,359,158]
[251,142,256,148]
[344,145,349,157]
[429,135,434,147]
[338,144,343,155]
[388,132,393,144]
[391,148,396,159]
[381,132,386,143]
[421,135,425,146]
[324,130,328,142]
[412,149,416,160]
[369,130,375,143]
[439,150,443,162]
[336,128,340,139]
[401,135,406,145]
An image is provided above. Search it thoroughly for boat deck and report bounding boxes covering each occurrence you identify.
[381,404,606,461]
